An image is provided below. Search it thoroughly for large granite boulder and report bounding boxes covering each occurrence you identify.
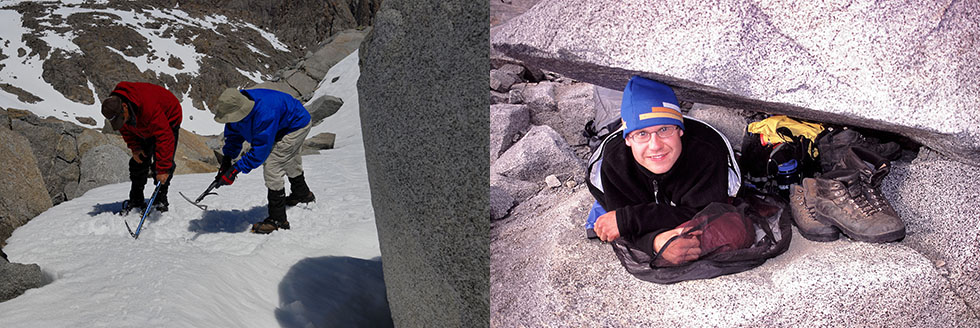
[491,124,586,183]
[357,0,487,326]
[490,0,980,167]
[75,144,130,197]
[0,127,53,247]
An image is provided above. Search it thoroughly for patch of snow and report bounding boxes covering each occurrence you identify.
[307,49,361,149]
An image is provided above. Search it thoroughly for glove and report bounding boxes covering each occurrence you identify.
[215,156,232,181]
[216,165,239,187]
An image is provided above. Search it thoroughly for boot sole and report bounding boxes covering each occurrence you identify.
[797,226,841,242]
[812,211,905,243]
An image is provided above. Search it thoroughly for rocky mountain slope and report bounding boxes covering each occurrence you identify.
[0,0,376,134]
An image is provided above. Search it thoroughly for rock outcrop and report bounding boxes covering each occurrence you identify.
[490,0,980,167]
[489,52,980,326]
[0,126,53,247]
[358,0,487,326]
[0,255,45,303]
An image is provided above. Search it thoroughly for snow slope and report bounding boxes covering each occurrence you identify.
[0,51,393,328]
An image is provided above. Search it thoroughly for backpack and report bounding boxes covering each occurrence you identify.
[582,86,625,152]
[739,117,824,200]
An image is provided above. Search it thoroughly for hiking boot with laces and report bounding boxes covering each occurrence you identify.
[840,146,900,217]
[817,128,901,172]
[812,170,905,243]
[789,179,840,242]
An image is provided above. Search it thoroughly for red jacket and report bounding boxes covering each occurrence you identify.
[111,82,183,173]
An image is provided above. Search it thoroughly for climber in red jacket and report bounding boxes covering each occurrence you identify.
[101,82,183,213]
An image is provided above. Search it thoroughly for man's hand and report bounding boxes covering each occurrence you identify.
[653,227,702,265]
[132,149,146,164]
[156,172,170,184]
[215,156,232,181]
[216,166,239,187]
[594,210,620,242]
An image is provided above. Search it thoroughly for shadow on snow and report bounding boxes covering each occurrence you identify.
[88,201,125,216]
[275,256,394,328]
[187,206,266,236]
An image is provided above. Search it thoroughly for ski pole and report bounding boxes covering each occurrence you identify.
[126,180,162,240]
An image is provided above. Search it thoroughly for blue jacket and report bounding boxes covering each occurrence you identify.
[222,89,311,174]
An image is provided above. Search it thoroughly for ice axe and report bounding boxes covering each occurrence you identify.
[179,179,221,211]
[125,180,162,240]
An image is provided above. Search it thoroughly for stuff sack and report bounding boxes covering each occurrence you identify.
[609,192,792,284]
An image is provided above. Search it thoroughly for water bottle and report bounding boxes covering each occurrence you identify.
[775,158,800,198]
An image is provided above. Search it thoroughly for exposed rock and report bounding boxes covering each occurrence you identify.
[882,150,980,313]
[0,83,43,104]
[512,82,556,114]
[42,49,95,105]
[357,0,487,325]
[302,29,370,78]
[75,144,129,198]
[75,116,97,126]
[490,69,519,92]
[490,173,540,204]
[687,103,750,151]
[0,258,44,303]
[306,95,344,126]
[304,133,336,150]
[174,128,219,175]
[250,81,300,99]
[285,71,319,101]
[490,0,980,167]
[491,125,586,183]
[491,186,979,326]
[490,186,515,221]
[11,117,79,204]
[490,90,509,104]
[0,127,53,247]
[544,174,561,188]
[489,104,530,166]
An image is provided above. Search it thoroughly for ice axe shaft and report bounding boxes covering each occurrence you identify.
[125,180,162,240]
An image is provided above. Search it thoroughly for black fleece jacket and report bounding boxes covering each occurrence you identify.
[599,119,729,255]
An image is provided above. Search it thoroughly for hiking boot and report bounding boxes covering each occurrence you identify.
[154,197,169,213]
[285,174,315,206]
[251,217,290,234]
[252,189,289,234]
[812,170,905,243]
[789,179,840,242]
[839,146,899,217]
[122,199,146,215]
[817,128,901,172]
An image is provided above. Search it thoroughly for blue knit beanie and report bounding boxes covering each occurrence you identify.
[621,76,684,138]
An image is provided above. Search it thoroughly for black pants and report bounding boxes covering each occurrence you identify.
[130,126,180,202]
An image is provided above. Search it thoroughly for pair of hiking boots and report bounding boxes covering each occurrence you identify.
[123,195,169,214]
[790,146,905,243]
[250,175,316,234]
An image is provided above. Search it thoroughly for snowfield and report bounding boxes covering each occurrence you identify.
[0,51,393,327]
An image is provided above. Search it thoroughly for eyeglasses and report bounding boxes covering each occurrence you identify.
[628,126,679,143]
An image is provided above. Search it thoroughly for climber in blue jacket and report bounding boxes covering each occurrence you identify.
[211,88,316,234]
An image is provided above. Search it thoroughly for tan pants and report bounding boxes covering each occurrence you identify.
[262,121,312,190]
